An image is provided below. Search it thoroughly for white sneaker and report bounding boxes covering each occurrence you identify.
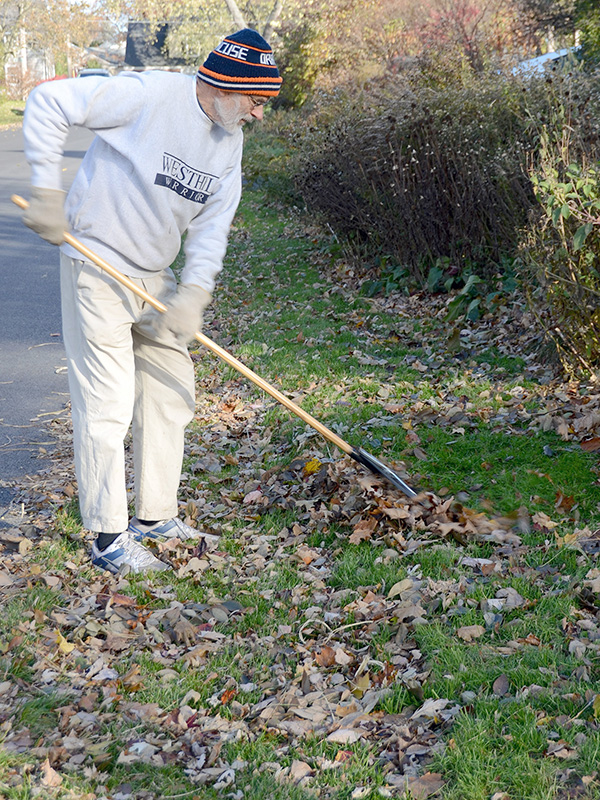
[128,517,220,552]
[91,532,169,575]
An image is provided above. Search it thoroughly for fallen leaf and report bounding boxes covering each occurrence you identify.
[581,437,600,452]
[290,759,313,783]
[496,587,525,610]
[55,630,75,655]
[41,757,63,787]
[546,739,578,759]
[519,633,541,647]
[405,771,445,799]
[388,578,413,599]
[335,648,354,666]
[303,458,322,476]
[532,511,560,531]
[243,489,263,505]
[456,625,485,642]
[492,674,510,697]
[326,728,362,744]
[315,645,336,668]
[349,518,377,544]
[296,546,320,565]
[410,698,451,721]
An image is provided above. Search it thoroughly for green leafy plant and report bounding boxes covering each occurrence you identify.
[522,91,600,376]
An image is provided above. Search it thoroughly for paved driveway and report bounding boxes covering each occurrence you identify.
[0,125,94,504]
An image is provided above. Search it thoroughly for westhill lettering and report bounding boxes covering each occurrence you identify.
[155,152,218,204]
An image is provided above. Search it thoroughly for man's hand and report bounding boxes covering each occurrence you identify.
[152,284,212,344]
[23,187,67,245]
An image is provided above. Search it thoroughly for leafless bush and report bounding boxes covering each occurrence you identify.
[291,75,564,283]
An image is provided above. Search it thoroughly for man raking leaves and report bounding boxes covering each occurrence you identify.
[20,29,282,575]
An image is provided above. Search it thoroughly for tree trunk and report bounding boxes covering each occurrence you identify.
[223,0,247,30]
[263,0,283,41]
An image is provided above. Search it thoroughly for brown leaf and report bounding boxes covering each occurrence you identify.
[381,505,411,520]
[296,546,320,565]
[405,772,445,799]
[290,759,313,783]
[110,593,137,607]
[243,489,263,505]
[315,645,336,668]
[546,739,578,759]
[519,633,541,647]
[555,491,576,512]
[456,625,485,642]
[532,511,560,531]
[41,757,63,787]
[492,674,510,697]
[326,728,362,744]
[581,437,600,452]
[335,648,354,666]
[120,664,144,691]
[221,688,237,704]
[349,518,377,544]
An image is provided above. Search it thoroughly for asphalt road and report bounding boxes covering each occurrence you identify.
[0,124,94,505]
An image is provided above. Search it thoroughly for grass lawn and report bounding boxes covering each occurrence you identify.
[0,92,25,127]
[1,121,600,799]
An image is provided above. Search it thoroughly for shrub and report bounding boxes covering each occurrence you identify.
[291,74,539,286]
[520,68,600,376]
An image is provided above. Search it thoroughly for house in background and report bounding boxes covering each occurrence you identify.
[123,22,188,71]
[4,29,54,98]
[3,19,188,98]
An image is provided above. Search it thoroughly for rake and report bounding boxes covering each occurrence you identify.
[12,194,417,499]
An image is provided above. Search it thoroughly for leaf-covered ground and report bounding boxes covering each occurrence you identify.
[2,182,600,800]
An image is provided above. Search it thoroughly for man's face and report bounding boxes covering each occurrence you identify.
[213,92,267,133]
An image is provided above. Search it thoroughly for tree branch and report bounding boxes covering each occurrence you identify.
[263,0,283,41]
[223,0,247,31]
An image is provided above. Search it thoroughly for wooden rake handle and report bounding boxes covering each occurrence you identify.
[11,194,351,455]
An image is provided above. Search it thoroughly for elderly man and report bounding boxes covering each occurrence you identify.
[21,29,282,574]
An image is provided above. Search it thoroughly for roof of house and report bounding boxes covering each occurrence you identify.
[513,46,581,76]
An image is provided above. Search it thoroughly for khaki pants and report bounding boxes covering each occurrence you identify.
[60,253,195,533]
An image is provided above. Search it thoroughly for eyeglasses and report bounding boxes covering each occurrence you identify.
[249,95,269,108]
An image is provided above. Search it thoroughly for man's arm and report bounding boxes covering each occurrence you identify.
[22,75,146,244]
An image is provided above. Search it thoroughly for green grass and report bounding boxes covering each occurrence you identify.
[402,424,600,519]
[0,93,25,127]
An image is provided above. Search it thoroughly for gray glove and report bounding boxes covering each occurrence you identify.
[152,284,211,344]
[23,187,67,245]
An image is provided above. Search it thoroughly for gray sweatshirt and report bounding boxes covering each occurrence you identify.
[23,71,243,292]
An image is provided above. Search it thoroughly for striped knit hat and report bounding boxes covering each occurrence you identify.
[197,29,282,97]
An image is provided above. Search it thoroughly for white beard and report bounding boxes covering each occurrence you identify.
[213,95,253,133]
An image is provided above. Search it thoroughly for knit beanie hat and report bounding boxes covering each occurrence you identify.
[197,28,282,97]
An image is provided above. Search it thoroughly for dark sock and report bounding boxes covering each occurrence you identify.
[136,519,160,527]
[96,532,123,551]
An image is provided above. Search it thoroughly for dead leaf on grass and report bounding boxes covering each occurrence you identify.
[404,771,445,799]
[492,674,510,697]
[326,728,362,744]
[349,518,377,544]
[456,625,485,642]
[581,436,600,452]
[315,645,336,668]
[41,757,63,787]
[546,739,578,759]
